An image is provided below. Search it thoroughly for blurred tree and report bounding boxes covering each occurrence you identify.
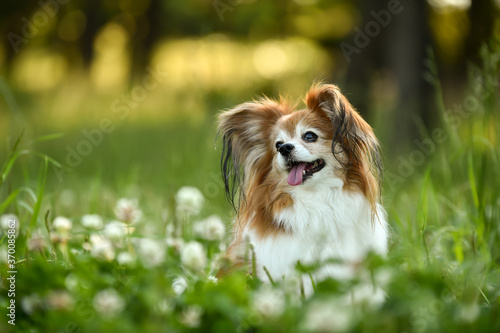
[466,0,498,65]
[343,0,434,151]
[78,0,105,69]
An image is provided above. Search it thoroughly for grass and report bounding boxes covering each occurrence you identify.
[0,50,499,332]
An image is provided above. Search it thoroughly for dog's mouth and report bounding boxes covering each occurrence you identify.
[286,159,325,186]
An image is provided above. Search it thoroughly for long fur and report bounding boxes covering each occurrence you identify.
[217,84,388,294]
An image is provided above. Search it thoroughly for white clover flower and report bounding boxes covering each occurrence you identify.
[193,215,225,241]
[114,198,142,224]
[53,216,72,233]
[93,288,126,318]
[203,215,225,240]
[181,241,207,271]
[90,234,115,261]
[303,299,353,332]
[116,252,135,266]
[1,214,20,237]
[193,222,205,238]
[253,286,285,317]
[179,306,203,328]
[136,238,166,268]
[28,229,48,251]
[46,290,75,311]
[172,276,188,295]
[82,242,91,251]
[175,186,204,216]
[81,214,103,230]
[104,221,127,242]
[166,237,185,252]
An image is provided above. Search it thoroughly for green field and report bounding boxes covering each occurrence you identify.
[1,51,500,332]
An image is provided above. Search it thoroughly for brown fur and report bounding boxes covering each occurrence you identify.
[218,83,382,271]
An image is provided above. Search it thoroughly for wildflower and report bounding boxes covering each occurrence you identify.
[175,186,204,216]
[114,198,142,224]
[181,241,207,271]
[81,214,103,230]
[303,299,353,332]
[179,306,203,328]
[53,216,72,233]
[193,215,225,241]
[28,229,48,252]
[46,290,75,311]
[93,289,126,318]
[0,214,20,238]
[253,286,285,317]
[104,221,127,241]
[116,252,135,266]
[172,276,188,295]
[90,234,115,261]
[136,238,166,268]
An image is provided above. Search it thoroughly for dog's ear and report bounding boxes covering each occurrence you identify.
[306,84,382,206]
[218,99,286,210]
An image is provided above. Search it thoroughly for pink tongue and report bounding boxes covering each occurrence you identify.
[287,163,307,186]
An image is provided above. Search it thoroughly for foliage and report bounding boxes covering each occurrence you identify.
[1,52,500,333]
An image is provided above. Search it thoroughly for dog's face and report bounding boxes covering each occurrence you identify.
[218,83,382,213]
[272,111,339,187]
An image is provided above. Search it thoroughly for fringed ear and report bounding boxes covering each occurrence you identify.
[306,84,383,207]
[217,99,287,211]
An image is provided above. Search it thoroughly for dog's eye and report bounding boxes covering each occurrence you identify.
[275,141,283,150]
[303,131,318,142]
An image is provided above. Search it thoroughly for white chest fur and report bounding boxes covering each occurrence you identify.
[244,180,388,292]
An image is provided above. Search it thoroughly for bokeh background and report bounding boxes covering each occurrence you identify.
[0,0,499,220]
[0,0,500,231]
[1,1,500,332]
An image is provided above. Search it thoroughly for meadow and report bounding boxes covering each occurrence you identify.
[1,50,500,332]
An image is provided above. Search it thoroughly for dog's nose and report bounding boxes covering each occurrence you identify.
[278,143,294,157]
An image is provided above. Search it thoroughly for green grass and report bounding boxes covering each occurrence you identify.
[1,52,499,332]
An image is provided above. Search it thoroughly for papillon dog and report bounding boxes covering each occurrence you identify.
[217,83,388,296]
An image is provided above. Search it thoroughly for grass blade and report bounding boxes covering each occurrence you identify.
[468,154,479,210]
[28,157,48,234]
[0,149,30,188]
[0,188,20,215]
[27,133,64,144]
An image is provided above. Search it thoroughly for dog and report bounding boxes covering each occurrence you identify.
[217,83,388,296]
